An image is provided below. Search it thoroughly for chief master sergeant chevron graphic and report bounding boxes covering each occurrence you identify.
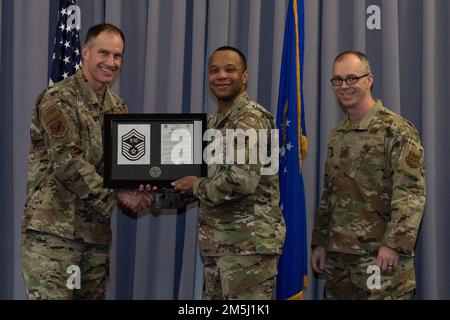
[121,129,146,161]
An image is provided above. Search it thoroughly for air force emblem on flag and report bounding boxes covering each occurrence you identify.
[121,129,146,161]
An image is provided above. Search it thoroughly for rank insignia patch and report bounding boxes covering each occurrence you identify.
[121,129,146,161]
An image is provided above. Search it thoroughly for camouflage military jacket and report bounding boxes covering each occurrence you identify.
[312,100,425,256]
[192,92,286,257]
[22,69,128,245]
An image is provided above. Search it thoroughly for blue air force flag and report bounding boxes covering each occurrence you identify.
[276,0,308,300]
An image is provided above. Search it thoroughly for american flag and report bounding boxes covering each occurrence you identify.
[49,0,82,85]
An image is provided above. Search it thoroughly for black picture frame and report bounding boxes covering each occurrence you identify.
[103,113,207,188]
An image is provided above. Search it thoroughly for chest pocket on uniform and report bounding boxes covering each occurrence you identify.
[343,133,385,184]
[78,108,103,167]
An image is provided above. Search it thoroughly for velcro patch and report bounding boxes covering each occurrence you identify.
[405,150,421,169]
[42,106,69,139]
[399,140,423,177]
[41,106,61,124]
[49,120,67,138]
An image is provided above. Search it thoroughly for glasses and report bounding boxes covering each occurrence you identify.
[330,73,370,86]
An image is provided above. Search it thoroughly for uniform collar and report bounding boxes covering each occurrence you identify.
[211,91,249,126]
[337,100,383,131]
[74,69,114,112]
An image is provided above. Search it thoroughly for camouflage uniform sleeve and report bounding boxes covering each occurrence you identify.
[311,142,332,248]
[192,113,264,207]
[39,94,115,215]
[382,128,426,255]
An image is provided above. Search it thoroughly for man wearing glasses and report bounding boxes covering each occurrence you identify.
[310,50,425,299]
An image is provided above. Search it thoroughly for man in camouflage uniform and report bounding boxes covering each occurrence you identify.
[171,46,286,299]
[311,51,426,299]
[21,23,149,299]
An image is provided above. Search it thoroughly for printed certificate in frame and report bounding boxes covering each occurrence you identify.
[103,113,207,188]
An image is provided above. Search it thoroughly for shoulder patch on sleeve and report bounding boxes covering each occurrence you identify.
[49,120,68,138]
[42,106,68,139]
[42,106,62,124]
[399,139,423,176]
[405,149,421,169]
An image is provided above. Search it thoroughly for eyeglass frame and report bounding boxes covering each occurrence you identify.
[330,73,371,86]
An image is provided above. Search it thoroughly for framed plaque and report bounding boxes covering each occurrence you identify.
[103,113,207,188]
